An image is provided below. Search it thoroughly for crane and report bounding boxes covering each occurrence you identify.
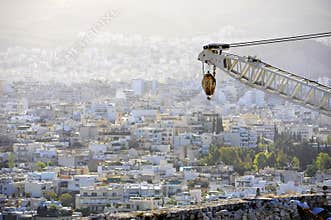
[198,32,331,116]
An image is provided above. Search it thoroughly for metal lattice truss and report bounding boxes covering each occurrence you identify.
[198,49,331,116]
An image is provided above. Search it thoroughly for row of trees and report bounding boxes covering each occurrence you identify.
[200,145,301,174]
[47,192,100,216]
[43,191,74,207]
[200,133,331,175]
[305,153,331,177]
[6,159,52,171]
[199,145,255,174]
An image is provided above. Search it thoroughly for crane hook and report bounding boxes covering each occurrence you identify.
[202,65,217,100]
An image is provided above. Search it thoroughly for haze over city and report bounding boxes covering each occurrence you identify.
[0,0,331,81]
[0,1,331,219]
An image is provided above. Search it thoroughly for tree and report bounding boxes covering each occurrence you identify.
[43,191,58,200]
[316,153,331,171]
[219,147,239,165]
[265,184,277,194]
[257,143,268,152]
[274,132,318,170]
[59,193,73,207]
[305,164,317,177]
[48,204,58,210]
[36,161,47,171]
[8,152,14,168]
[291,156,300,170]
[327,136,331,145]
[80,207,91,216]
[276,150,289,168]
[266,152,276,167]
[199,145,221,165]
[253,152,268,171]
[208,145,221,164]
[199,146,255,174]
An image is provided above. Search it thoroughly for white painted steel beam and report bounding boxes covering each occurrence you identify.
[198,49,331,116]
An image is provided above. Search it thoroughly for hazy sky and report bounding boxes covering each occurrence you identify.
[0,0,330,47]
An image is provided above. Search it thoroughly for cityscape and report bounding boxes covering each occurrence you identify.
[1,0,331,219]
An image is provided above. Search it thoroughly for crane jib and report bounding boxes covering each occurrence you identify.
[198,49,331,116]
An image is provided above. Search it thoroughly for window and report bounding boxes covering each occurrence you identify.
[60,182,68,187]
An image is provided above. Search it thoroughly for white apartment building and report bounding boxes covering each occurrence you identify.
[253,124,275,141]
[224,126,258,148]
[13,143,41,162]
[0,176,17,196]
[90,103,116,122]
[134,127,172,145]
[76,186,112,213]
[75,186,111,213]
[88,143,110,155]
[58,154,75,167]
[24,180,53,198]
[70,175,98,192]
[129,197,162,211]
[278,123,314,140]
[76,183,162,212]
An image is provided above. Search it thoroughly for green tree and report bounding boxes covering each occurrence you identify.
[327,136,331,145]
[80,207,91,216]
[265,184,277,194]
[253,152,268,171]
[48,204,58,210]
[208,145,221,164]
[43,191,58,200]
[219,147,239,165]
[200,146,256,174]
[266,152,276,167]
[316,153,331,171]
[59,193,73,207]
[236,162,253,174]
[8,152,15,168]
[200,145,220,165]
[267,143,275,152]
[36,161,47,171]
[274,132,317,170]
[276,150,289,168]
[257,143,268,152]
[305,164,318,177]
[291,156,300,170]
